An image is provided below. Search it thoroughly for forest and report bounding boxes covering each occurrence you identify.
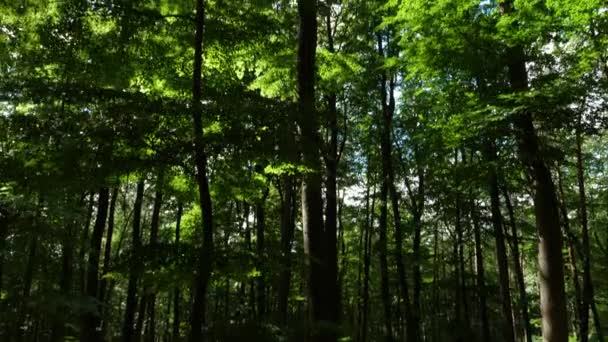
[0,0,607,341]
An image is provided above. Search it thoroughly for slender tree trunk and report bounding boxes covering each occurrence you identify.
[338,196,347,320]
[189,0,215,340]
[452,219,462,342]
[376,30,413,342]
[51,194,82,342]
[471,202,490,342]
[500,2,568,341]
[98,186,118,340]
[256,186,269,318]
[362,179,376,342]
[79,193,95,295]
[410,161,425,342]
[576,131,590,342]
[379,178,393,341]
[485,143,516,342]
[277,177,295,324]
[503,187,533,342]
[244,203,256,315]
[99,186,118,305]
[122,180,145,342]
[135,296,148,341]
[0,205,8,297]
[575,127,603,342]
[557,167,584,340]
[81,187,110,342]
[431,223,440,342]
[324,9,340,332]
[173,203,183,342]
[102,190,132,339]
[455,193,470,334]
[591,301,604,342]
[356,188,365,339]
[145,172,164,342]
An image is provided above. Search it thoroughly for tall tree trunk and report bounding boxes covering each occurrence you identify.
[431,222,440,342]
[99,187,118,305]
[102,190,132,339]
[338,196,347,321]
[17,210,39,340]
[379,178,393,341]
[122,180,145,342]
[557,167,584,339]
[79,193,95,295]
[145,172,164,342]
[324,8,340,331]
[376,30,413,342]
[500,2,568,340]
[410,159,425,342]
[98,186,118,340]
[452,220,462,342]
[135,296,148,341]
[276,112,298,325]
[51,194,82,342]
[357,191,365,338]
[173,202,183,342]
[277,176,296,324]
[189,0,215,340]
[256,186,269,318]
[81,187,110,342]
[454,192,470,336]
[503,187,533,342]
[485,143,516,342]
[471,202,490,342]
[244,203,256,315]
[361,178,376,342]
[297,0,334,340]
[575,126,603,341]
[0,205,8,297]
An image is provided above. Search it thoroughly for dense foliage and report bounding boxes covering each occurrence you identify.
[0,0,607,341]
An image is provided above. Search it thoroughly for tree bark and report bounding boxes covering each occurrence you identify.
[409,157,425,342]
[575,126,603,342]
[98,186,118,340]
[361,177,376,342]
[277,176,295,325]
[173,202,183,342]
[244,203,256,315]
[297,0,334,340]
[99,186,118,306]
[500,2,568,340]
[0,204,8,297]
[145,171,164,342]
[256,186,269,318]
[135,295,148,341]
[189,0,215,340]
[51,193,82,342]
[17,205,40,340]
[556,167,584,339]
[79,193,95,295]
[122,179,145,342]
[81,187,110,342]
[485,143,515,342]
[471,202,490,342]
[454,192,470,337]
[379,177,393,341]
[324,8,340,331]
[376,30,413,342]
[503,187,533,342]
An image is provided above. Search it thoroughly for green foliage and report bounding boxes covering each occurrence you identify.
[0,0,607,341]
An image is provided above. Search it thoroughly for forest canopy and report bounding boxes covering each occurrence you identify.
[1,0,607,341]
